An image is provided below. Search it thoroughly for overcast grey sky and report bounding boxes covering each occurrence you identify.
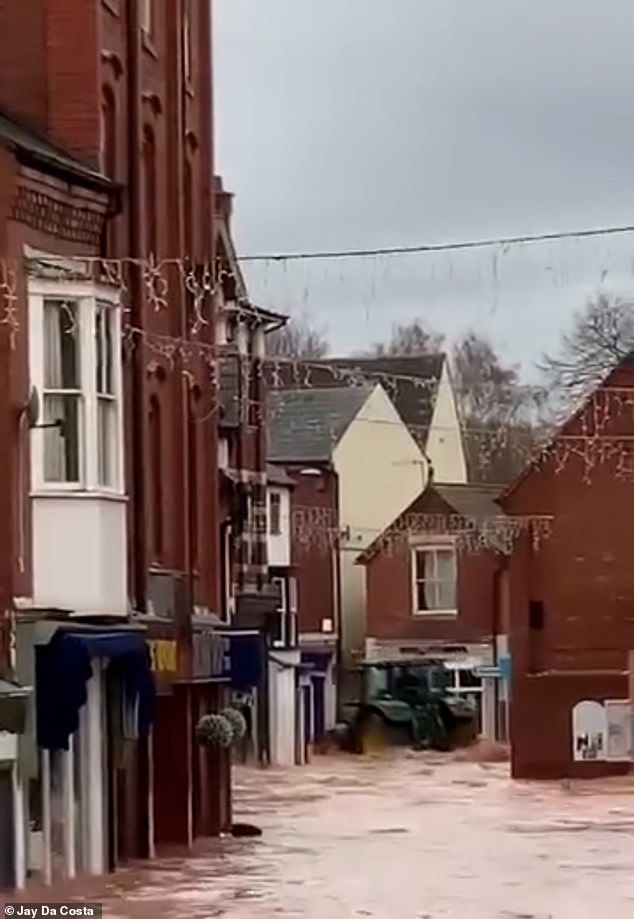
[213,0,634,372]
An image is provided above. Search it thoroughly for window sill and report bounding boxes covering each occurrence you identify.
[412,609,458,619]
[31,487,127,503]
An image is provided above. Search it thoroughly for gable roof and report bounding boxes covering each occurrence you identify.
[266,354,445,448]
[357,481,506,563]
[267,385,374,462]
[0,106,114,193]
[498,351,634,507]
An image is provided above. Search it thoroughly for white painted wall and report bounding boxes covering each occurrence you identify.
[333,384,426,661]
[268,650,300,766]
[267,486,291,568]
[425,361,468,484]
[325,661,337,731]
[32,496,127,615]
[218,437,229,471]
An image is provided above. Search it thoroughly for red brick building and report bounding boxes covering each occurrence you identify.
[0,0,237,886]
[499,357,634,778]
[359,483,507,738]
[214,176,289,763]
[266,388,346,741]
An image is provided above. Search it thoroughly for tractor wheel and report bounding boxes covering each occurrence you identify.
[361,712,388,754]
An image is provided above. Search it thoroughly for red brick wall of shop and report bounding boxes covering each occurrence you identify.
[2,155,112,602]
[511,670,629,779]
[0,0,219,613]
[363,489,502,645]
[501,380,634,679]
[288,465,339,635]
[500,362,634,777]
[99,0,219,613]
[0,0,99,160]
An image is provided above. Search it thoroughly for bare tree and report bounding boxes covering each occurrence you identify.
[451,332,546,484]
[266,313,330,360]
[452,332,534,425]
[538,293,634,413]
[369,319,444,356]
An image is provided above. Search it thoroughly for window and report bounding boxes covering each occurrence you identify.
[188,389,199,570]
[271,575,287,646]
[268,491,281,536]
[30,281,122,493]
[445,667,483,733]
[184,157,194,259]
[95,303,117,486]
[142,125,157,256]
[288,575,298,645]
[100,88,117,256]
[412,544,457,615]
[100,87,116,179]
[149,395,164,560]
[43,300,81,483]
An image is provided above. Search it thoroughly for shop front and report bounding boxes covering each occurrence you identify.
[189,624,233,837]
[32,624,154,883]
[300,636,338,747]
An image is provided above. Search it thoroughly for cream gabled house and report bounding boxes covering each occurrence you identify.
[268,381,438,703]
[314,354,468,486]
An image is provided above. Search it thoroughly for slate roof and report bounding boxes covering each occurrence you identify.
[268,354,445,448]
[267,385,374,462]
[0,105,113,192]
[431,483,504,520]
[266,463,296,487]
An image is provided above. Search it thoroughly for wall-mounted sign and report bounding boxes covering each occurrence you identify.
[572,700,606,762]
[148,639,178,675]
[192,631,231,680]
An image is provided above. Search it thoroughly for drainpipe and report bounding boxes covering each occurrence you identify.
[126,0,146,612]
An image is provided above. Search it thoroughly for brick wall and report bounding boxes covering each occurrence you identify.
[363,488,502,645]
[511,670,629,779]
[290,465,339,635]
[365,542,500,644]
[501,363,634,777]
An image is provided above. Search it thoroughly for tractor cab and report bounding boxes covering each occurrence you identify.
[345,656,478,754]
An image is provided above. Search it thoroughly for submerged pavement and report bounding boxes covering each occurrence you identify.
[8,751,634,917]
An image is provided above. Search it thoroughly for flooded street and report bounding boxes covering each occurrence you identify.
[11,752,634,918]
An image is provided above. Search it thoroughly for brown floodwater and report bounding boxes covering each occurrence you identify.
[5,751,634,917]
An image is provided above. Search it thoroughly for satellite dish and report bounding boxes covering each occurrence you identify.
[25,386,40,428]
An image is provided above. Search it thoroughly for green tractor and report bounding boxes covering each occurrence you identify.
[343,658,479,754]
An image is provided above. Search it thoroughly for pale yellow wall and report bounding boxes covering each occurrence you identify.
[333,384,426,664]
[425,360,468,484]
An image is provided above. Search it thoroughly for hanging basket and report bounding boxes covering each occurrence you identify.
[196,713,234,749]
[220,706,248,742]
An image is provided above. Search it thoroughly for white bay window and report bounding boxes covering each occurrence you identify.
[29,280,123,494]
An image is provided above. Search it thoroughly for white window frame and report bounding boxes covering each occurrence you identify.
[28,278,124,497]
[288,575,298,646]
[268,490,282,536]
[411,539,458,617]
[272,575,287,647]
